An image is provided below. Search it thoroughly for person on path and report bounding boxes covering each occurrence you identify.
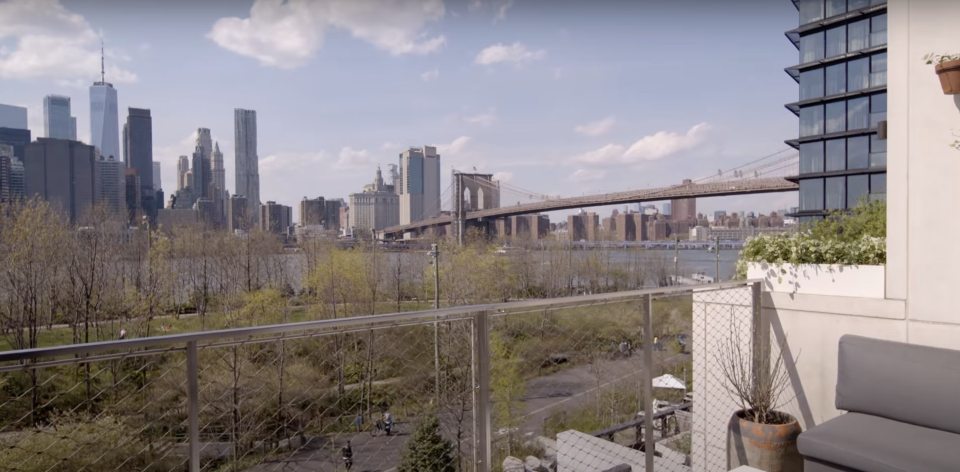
[383,411,394,436]
[341,440,353,470]
[353,412,363,433]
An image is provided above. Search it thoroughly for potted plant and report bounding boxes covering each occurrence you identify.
[718,320,802,472]
[924,53,960,94]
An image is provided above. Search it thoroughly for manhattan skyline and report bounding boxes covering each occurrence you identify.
[0,0,800,219]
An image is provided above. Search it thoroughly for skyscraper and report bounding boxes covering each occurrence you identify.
[211,141,225,195]
[123,108,154,219]
[177,155,190,190]
[300,196,325,226]
[670,180,697,222]
[211,142,228,224]
[196,128,212,161]
[90,73,119,161]
[227,194,248,233]
[0,127,30,163]
[788,0,887,221]
[398,146,440,225]
[350,167,400,234]
[234,109,260,223]
[191,144,209,199]
[0,104,27,129]
[96,155,125,215]
[24,138,97,223]
[260,201,292,236]
[43,95,77,140]
[0,144,12,203]
[152,161,162,190]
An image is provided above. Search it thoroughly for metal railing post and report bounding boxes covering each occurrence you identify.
[472,311,491,472]
[750,281,769,387]
[187,341,200,472]
[642,294,655,472]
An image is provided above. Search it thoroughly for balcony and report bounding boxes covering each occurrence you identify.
[0,281,766,472]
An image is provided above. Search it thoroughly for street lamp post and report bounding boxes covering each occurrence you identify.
[429,244,441,404]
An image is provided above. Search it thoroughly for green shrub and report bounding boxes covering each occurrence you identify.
[736,201,886,278]
[0,414,179,471]
[398,415,456,472]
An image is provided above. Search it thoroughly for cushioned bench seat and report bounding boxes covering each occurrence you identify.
[798,412,960,472]
[797,335,960,472]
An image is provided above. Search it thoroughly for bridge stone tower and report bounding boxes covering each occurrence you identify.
[453,171,501,245]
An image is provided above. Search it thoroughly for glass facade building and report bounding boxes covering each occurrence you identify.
[90,81,120,161]
[787,0,887,221]
[43,95,77,140]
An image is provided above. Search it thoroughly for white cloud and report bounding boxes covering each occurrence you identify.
[575,116,616,137]
[420,68,439,81]
[437,136,471,156]
[468,0,513,21]
[380,141,398,150]
[569,168,606,182]
[623,122,711,161]
[495,0,514,21]
[464,109,497,127]
[571,144,625,164]
[474,42,545,65]
[571,123,712,165]
[0,0,136,83]
[335,146,373,169]
[208,0,446,69]
[493,171,513,183]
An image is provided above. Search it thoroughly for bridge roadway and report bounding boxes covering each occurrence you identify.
[381,177,798,237]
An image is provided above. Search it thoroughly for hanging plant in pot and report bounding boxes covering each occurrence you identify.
[924,53,960,95]
[718,320,801,472]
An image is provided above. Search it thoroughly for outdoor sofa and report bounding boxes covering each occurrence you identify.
[797,335,960,471]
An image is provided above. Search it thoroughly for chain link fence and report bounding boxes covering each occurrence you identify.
[0,282,761,472]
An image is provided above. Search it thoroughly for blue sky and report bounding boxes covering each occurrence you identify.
[0,0,801,220]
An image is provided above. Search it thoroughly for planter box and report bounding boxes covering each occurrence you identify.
[747,262,885,299]
[935,59,960,94]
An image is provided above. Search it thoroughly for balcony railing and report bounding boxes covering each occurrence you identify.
[0,280,762,472]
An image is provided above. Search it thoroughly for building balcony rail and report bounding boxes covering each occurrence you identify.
[0,281,763,472]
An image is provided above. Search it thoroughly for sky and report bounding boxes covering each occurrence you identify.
[0,0,802,222]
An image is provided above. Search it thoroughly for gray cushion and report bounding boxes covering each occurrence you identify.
[798,412,960,472]
[836,335,960,433]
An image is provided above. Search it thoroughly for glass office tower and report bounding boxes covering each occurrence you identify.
[787,0,887,221]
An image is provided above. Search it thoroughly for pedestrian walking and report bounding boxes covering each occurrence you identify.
[341,440,353,470]
[383,411,394,436]
[353,412,363,432]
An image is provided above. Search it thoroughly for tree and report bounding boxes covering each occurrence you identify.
[491,332,525,457]
[398,415,456,472]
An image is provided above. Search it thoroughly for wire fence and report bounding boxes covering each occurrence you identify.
[0,281,762,472]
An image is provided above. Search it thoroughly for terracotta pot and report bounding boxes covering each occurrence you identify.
[727,409,802,472]
[935,59,960,94]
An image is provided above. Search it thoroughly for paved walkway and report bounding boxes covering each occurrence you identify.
[245,428,410,472]
[244,351,687,471]
[518,351,686,435]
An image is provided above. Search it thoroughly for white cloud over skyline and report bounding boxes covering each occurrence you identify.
[420,68,440,81]
[0,0,136,83]
[474,42,545,65]
[572,123,712,165]
[208,0,446,69]
[463,109,497,127]
[574,116,616,137]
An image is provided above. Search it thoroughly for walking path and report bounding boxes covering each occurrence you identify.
[243,351,687,471]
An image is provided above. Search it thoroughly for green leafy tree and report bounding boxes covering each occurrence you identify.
[398,415,456,472]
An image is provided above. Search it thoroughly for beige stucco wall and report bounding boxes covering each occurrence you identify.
[886,0,960,320]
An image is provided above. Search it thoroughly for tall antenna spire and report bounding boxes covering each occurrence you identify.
[100,37,105,83]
